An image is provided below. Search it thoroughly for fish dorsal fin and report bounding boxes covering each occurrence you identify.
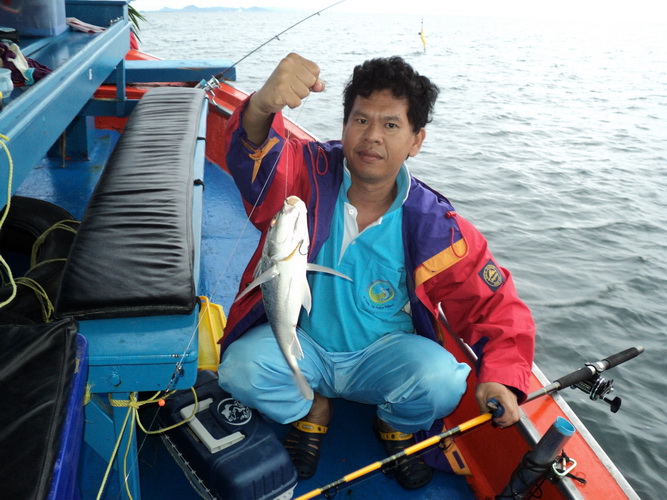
[234,266,279,302]
[306,263,352,282]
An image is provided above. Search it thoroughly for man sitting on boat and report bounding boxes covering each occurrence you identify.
[218,52,535,489]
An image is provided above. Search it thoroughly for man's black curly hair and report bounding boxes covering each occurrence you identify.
[343,56,439,133]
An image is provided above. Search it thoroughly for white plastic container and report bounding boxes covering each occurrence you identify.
[0,68,13,97]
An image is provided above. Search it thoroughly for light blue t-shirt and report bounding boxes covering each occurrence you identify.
[299,164,414,352]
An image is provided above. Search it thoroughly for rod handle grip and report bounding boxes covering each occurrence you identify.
[553,366,595,390]
[602,346,644,370]
[552,346,645,390]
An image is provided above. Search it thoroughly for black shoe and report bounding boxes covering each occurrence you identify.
[283,420,328,479]
[373,418,434,490]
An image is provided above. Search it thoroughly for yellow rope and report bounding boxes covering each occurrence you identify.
[96,388,199,500]
[0,134,16,308]
[0,132,78,309]
[4,258,68,321]
[96,397,133,500]
[30,219,79,267]
[82,383,93,406]
[30,257,67,267]
[0,263,10,287]
[14,276,54,322]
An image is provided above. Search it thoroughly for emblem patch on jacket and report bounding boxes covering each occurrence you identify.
[479,260,504,292]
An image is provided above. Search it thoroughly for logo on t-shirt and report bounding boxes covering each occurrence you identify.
[366,279,397,308]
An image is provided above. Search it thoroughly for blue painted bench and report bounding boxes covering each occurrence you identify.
[56,86,206,391]
[54,86,207,498]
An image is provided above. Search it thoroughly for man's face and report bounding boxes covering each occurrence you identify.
[342,89,425,188]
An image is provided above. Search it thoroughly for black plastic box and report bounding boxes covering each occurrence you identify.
[157,370,298,500]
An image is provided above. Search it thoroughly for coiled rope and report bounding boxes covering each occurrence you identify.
[30,219,78,267]
[1,218,80,321]
[0,134,16,308]
[13,274,55,322]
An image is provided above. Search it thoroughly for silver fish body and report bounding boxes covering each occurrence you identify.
[236,196,350,400]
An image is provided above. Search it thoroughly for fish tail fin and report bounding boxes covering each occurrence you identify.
[285,338,313,399]
[285,350,313,400]
[290,335,305,360]
[295,370,314,400]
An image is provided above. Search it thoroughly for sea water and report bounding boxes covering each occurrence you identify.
[137,10,667,498]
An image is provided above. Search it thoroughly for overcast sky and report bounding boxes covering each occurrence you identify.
[130,0,667,22]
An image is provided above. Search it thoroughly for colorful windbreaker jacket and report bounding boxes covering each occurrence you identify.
[220,97,535,400]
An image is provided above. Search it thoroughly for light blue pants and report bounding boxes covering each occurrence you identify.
[218,324,471,433]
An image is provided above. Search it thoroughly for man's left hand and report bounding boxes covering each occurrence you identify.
[475,382,520,428]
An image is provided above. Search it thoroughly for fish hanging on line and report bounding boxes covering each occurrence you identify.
[235,196,351,400]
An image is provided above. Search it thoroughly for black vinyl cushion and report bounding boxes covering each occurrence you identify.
[0,318,79,500]
[56,87,206,319]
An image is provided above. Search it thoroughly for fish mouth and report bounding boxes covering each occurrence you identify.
[285,196,301,207]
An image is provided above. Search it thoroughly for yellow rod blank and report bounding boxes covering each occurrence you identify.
[295,412,493,500]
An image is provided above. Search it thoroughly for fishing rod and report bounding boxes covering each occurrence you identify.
[295,345,644,500]
[196,0,347,92]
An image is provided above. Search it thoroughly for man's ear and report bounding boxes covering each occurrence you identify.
[408,128,426,157]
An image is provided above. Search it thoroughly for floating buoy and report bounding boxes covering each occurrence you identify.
[419,18,426,52]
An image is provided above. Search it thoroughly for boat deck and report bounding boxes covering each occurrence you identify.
[16,130,475,499]
[77,400,474,499]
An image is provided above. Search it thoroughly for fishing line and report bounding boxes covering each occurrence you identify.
[196,77,317,310]
[123,86,318,484]
[197,0,347,90]
[284,94,312,198]
[409,156,441,170]
[197,99,307,308]
[143,96,300,397]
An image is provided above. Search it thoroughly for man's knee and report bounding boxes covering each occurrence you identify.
[218,330,273,395]
[218,352,258,401]
[395,349,470,420]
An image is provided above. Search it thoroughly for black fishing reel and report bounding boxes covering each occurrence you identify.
[572,367,622,413]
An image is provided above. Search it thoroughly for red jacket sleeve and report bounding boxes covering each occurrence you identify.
[425,216,535,399]
[222,96,312,231]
